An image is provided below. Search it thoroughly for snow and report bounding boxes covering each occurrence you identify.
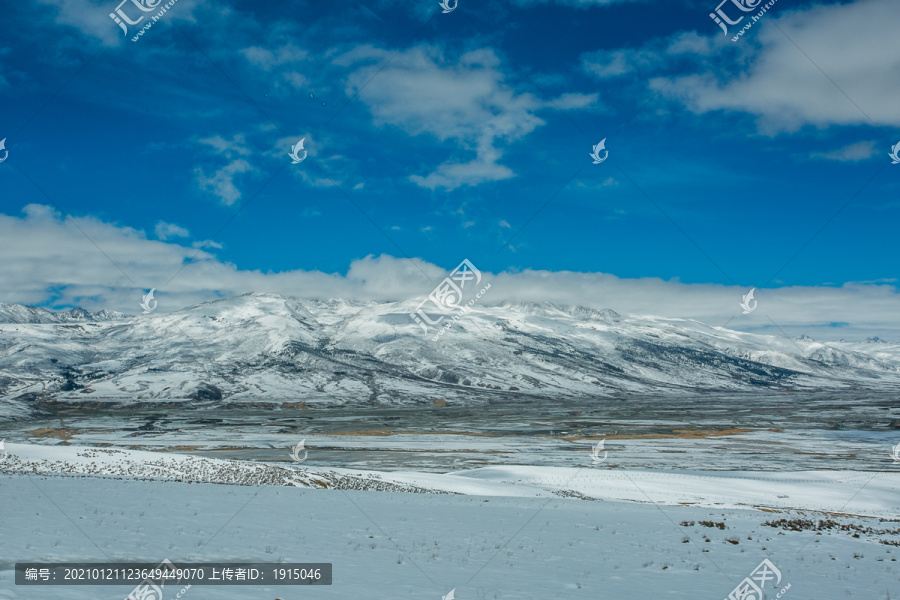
[2,294,900,420]
[2,293,900,598]
[1,442,899,599]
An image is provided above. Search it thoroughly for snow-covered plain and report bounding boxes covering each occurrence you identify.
[2,443,899,599]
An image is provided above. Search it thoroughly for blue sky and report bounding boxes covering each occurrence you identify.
[0,0,899,334]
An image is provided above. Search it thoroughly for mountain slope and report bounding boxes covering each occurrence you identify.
[1,293,898,417]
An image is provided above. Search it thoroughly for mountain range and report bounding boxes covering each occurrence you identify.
[1,293,899,419]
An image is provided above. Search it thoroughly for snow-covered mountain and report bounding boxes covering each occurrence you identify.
[1,293,898,417]
[0,303,130,324]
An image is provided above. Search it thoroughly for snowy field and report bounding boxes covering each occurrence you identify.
[2,443,899,599]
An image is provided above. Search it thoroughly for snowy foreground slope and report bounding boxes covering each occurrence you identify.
[3,443,900,516]
[1,444,899,599]
[2,294,899,417]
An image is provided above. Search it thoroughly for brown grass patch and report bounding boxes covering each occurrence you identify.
[317,427,757,440]
[329,429,498,437]
[576,428,754,441]
[26,427,75,440]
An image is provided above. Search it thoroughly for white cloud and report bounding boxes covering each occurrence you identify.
[575,176,619,190]
[283,71,307,89]
[550,92,601,110]
[36,0,124,46]
[194,159,255,206]
[409,152,515,191]
[198,134,252,157]
[154,221,190,240]
[663,0,900,132]
[581,32,713,80]
[194,134,258,205]
[582,48,660,78]
[37,0,209,45]
[342,45,546,190]
[809,141,879,162]
[1,205,899,340]
[239,43,314,93]
[240,44,308,71]
[192,239,223,249]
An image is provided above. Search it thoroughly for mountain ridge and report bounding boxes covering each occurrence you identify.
[0,303,132,324]
[1,294,899,419]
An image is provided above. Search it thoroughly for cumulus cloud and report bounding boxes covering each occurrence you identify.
[341,45,569,190]
[662,0,900,133]
[193,134,258,205]
[577,0,900,134]
[1,205,898,340]
[36,0,126,46]
[37,0,209,46]
[194,159,255,205]
[409,148,515,191]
